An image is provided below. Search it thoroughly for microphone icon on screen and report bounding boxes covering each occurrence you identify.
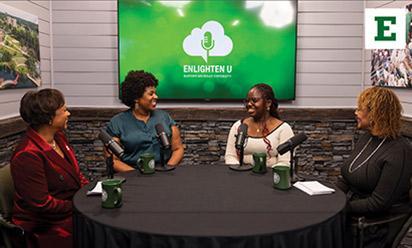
[201,31,214,62]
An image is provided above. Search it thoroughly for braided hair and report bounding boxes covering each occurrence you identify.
[251,83,281,158]
[251,83,280,119]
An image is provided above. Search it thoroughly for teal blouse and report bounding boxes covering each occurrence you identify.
[106,109,175,168]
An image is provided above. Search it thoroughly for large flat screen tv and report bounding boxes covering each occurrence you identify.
[118,0,297,100]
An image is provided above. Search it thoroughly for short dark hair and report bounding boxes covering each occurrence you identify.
[20,88,65,127]
[251,83,280,119]
[121,70,159,108]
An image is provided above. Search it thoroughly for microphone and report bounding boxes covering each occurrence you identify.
[201,31,215,51]
[98,128,124,159]
[155,124,171,149]
[229,123,252,171]
[235,123,248,150]
[154,124,175,172]
[277,133,308,155]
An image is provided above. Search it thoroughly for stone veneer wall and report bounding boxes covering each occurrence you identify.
[1,108,411,183]
[0,117,26,168]
[0,132,24,168]
[65,119,359,182]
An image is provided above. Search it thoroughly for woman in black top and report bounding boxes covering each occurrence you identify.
[337,87,412,248]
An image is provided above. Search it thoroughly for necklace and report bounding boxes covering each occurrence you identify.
[348,137,386,173]
[255,119,267,133]
[50,140,57,150]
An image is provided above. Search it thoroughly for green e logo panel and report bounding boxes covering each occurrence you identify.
[365,8,405,49]
[374,16,397,41]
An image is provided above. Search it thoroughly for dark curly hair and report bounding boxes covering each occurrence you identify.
[121,70,159,108]
[20,88,65,128]
[251,83,280,119]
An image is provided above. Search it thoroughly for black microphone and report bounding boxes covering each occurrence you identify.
[235,123,248,150]
[155,123,171,149]
[98,128,124,159]
[229,123,252,171]
[277,133,308,155]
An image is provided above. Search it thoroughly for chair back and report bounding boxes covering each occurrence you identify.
[391,175,412,248]
[0,164,14,221]
[391,212,412,248]
[410,177,412,204]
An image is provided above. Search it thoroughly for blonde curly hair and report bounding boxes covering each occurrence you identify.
[358,87,403,138]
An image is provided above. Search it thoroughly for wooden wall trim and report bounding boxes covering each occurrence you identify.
[68,107,357,122]
[1,108,411,138]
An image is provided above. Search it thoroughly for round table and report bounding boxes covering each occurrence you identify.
[73,165,346,248]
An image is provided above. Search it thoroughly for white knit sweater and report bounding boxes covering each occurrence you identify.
[224,120,294,167]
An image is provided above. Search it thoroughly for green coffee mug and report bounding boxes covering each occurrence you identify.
[101,178,123,208]
[272,165,291,190]
[137,152,156,174]
[252,152,267,174]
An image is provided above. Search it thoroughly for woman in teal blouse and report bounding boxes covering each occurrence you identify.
[106,70,184,171]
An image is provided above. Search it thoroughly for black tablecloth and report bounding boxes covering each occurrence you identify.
[73,165,346,248]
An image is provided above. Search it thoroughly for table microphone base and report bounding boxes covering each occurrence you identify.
[155,165,176,172]
[229,164,253,171]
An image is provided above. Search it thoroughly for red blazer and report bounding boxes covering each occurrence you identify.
[10,127,89,248]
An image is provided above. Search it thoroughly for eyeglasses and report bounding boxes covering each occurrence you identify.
[243,97,262,106]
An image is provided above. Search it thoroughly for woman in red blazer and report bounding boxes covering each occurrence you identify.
[10,89,89,248]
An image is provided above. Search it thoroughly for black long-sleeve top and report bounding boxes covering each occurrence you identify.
[337,133,412,215]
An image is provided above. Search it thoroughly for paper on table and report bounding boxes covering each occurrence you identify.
[293,181,335,196]
[87,181,102,196]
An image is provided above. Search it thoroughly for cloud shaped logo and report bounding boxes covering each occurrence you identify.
[183,20,233,63]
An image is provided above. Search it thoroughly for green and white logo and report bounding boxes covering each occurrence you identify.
[365,8,406,49]
[149,159,155,169]
[102,190,108,202]
[183,20,233,63]
[273,172,280,184]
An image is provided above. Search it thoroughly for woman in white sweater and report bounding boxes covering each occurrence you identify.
[225,83,294,167]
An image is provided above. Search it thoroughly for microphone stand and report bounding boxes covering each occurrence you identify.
[229,140,253,171]
[106,154,114,179]
[104,149,126,183]
[290,149,304,183]
[155,144,175,172]
[88,141,127,193]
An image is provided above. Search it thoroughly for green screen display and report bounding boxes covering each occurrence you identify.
[118,0,297,100]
